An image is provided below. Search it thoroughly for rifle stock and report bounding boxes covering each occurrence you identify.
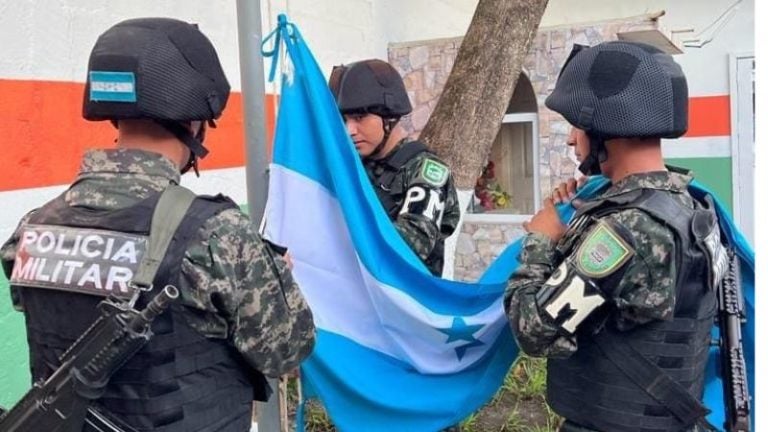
[0,285,178,432]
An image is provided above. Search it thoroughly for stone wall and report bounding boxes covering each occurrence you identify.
[389,16,658,279]
[454,222,527,282]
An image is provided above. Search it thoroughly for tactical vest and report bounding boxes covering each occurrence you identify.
[14,190,267,432]
[546,188,719,432]
[364,140,446,275]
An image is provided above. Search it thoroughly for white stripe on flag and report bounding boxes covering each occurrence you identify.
[265,164,506,374]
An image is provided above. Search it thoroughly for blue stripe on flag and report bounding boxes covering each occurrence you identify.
[301,329,516,432]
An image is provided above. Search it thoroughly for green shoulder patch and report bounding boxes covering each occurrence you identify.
[419,158,449,187]
[574,221,634,278]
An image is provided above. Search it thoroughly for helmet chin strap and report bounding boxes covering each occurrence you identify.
[368,117,399,159]
[155,119,210,177]
[578,134,608,176]
[181,153,200,176]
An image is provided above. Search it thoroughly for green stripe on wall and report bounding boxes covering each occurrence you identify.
[0,275,31,407]
[665,157,733,215]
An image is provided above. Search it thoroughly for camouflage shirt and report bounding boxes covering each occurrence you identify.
[504,171,694,358]
[364,140,461,276]
[0,148,315,377]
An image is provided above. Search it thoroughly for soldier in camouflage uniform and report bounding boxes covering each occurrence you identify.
[329,59,460,276]
[1,18,314,432]
[505,42,727,432]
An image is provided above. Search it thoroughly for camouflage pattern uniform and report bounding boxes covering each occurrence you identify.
[1,148,315,377]
[505,170,691,358]
[505,170,711,432]
[364,141,461,276]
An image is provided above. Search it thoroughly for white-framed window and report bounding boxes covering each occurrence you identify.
[466,74,540,224]
[730,53,754,245]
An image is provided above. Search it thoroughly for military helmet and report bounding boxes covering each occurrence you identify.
[83,17,230,125]
[329,59,412,118]
[545,41,688,140]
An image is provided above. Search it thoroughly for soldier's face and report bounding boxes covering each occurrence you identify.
[343,113,385,158]
[567,127,590,164]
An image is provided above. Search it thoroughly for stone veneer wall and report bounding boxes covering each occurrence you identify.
[388,15,659,280]
[454,222,527,282]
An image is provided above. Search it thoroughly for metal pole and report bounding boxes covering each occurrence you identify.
[236,1,282,431]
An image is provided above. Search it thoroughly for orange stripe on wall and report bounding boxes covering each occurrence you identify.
[0,79,731,191]
[0,79,276,192]
[685,95,730,137]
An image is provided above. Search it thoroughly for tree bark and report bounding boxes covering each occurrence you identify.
[420,0,549,189]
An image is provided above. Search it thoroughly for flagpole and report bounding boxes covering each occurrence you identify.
[236,1,282,431]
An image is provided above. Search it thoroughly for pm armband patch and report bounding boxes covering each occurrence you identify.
[574,221,634,278]
[536,261,607,335]
[419,159,449,187]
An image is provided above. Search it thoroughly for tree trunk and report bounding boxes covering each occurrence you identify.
[420,0,549,189]
[422,0,548,279]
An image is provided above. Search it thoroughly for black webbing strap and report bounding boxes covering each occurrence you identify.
[385,140,428,169]
[131,185,196,288]
[154,119,209,158]
[371,140,430,217]
[592,331,712,429]
[375,140,429,189]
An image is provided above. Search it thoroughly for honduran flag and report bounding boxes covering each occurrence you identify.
[261,15,754,431]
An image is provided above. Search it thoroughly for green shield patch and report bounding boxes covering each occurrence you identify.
[420,159,449,187]
[574,221,634,278]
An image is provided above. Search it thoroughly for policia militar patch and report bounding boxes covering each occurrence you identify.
[574,221,634,278]
[419,159,449,187]
[10,224,148,298]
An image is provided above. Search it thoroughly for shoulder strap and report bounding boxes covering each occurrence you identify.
[572,189,643,220]
[623,189,694,237]
[131,185,196,288]
[577,188,694,237]
[385,140,429,170]
[151,193,238,291]
[369,141,431,219]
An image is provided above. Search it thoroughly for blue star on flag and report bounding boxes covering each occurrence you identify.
[437,317,485,360]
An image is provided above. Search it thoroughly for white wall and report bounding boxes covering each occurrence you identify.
[0,1,242,86]
[0,0,752,95]
[374,0,477,52]
[540,0,754,95]
[0,0,480,90]
[263,0,479,82]
[263,0,378,83]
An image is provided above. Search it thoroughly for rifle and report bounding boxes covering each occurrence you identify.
[0,285,178,432]
[717,249,750,432]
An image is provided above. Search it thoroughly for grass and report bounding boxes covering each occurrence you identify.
[458,356,561,432]
[285,355,561,432]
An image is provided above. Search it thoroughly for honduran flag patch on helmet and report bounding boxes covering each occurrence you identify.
[89,71,137,102]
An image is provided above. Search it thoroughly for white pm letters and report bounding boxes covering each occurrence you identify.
[543,262,606,334]
[400,186,446,225]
